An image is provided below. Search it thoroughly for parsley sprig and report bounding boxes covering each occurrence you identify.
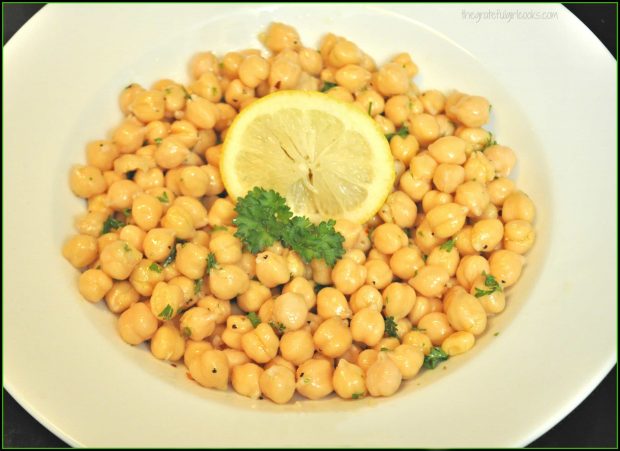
[233,187,345,266]
[423,346,449,369]
[101,215,124,234]
[474,272,503,298]
[384,316,399,338]
[385,125,409,141]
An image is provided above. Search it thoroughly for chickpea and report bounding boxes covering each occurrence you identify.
[313,317,352,358]
[426,203,468,238]
[373,114,395,135]
[74,211,107,238]
[390,134,419,165]
[372,223,408,255]
[453,226,476,257]
[402,330,432,355]
[169,120,199,148]
[77,269,113,303]
[143,228,175,262]
[455,180,490,218]
[327,38,362,68]
[419,90,445,115]
[278,328,314,366]
[207,199,236,227]
[273,292,308,331]
[332,359,366,399]
[118,225,145,253]
[379,191,417,229]
[128,259,164,296]
[257,298,275,325]
[117,302,158,345]
[231,363,264,399]
[389,246,425,280]
[464,151,495,184]
[130,194,162,231]
[62,234,98,269]
[254,251,290,288]
[241,322,279,364]
[279,277,314,310]
[150,281,184,320]
[427,245,459,276]
[294,48,321,76]
[68,165,107,199]
[150,323,185,361]
[364,259,393,289]
[184,340,213,368]
[428,136,467,165]
[417,312,454,346]
[487,177,516,207]
[154,137,189,170]
[161,205,195,240]
[112,118,145,154]
[441,331,475,356]
[198,295,231,324]
[179,306,216,341]
[189,349,229,390]
[134,168,165,191]
[222,315,254,350]
[454,95,490,127]
[296,359,334,400]
[414,219,445,255]
[223,348,250,369]
[99,240,142,280]
[455,127,489,152]
[384,95,415,126]
[333,219,362,250]
[387,344,424,380]
[330,258,366,295]
[105,281,139,313]
[353,229,371,252]
[470,274,506,315]
[314,287,349,320]
[263,22,300,52]
[349,285,383,313]
[357,349,379,372]
[355,89,385,118]
[456,255,491,291]
[129,89,165,123]
[85,140,119,171]
[432,163,465,194]
[489,249,524,288]
[409,113,440,146]
[310,258,333,286]
[374,62,408,96]
[209,233,242,265]
[410,152,438,181]
[484,145,516,177]
[172,197,208,229]
[335,64,371,93]
[237,280,271,312]
[119,83,144,115]
[408,295,442,326]
[185,95,219,129]
[383,283,416,320]
[350,307,384,347]
[503,220,536,254]
[209,264,250,300]
[470,219,504,252]
[409,265,449,298]
[445,291,487,335]
[502,191,535,223]
[259,365,296,404]
[189,72,222,103]
[365,352,402,397]
[190,51,219,79]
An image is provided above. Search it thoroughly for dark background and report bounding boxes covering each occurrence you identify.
[2,3,617,448]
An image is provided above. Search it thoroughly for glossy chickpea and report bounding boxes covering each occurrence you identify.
[331,258,367,295]
[209,265,250,300]
[445,291,487,335]
[432,163,465,194]
[223,348,250,369]
[131,194,162,231]
[86,140,119,171]
[417,312,454,346]
[222,315,254,350]
[190,51,219,79]
[350,307,384,347]
[231,363,263,400]
[464,150,495,184]
[154,137,190,170]
[349,285,383,313]
[161,205,195,240]
[387,344,424,380]
[426,203,468,238]
[295,359,334,400]
[112,118,145,154]
[68,165,107,199]
[128,259,165,296]
[409,113,440,146]
[502,191,536,223]
[383,283,416,320]
[297,47,322,75]
[390,134,419,165]
[151,323,185,361]
[99,240,142,280]
[279,328,315,366]
[183,340,213,368]
[355,89,385,118]
[470,274,506,315]
[372,223,408,255]
[470,219,504,252]
[364,259,393,290]
[419,89,445,115]
[489,249,524,288]
[169,120,199,148]
[237,280,271,312]
[143,228,175,263]
[409,265,450,298]
[179,306,216,341]
[408,295,442,326]
[315,287,350,320]
[105,281,140,313]
[259,365,296,404]
[427,244,459,276]
[332,360,366,399]
[357,349,379,372]
[313,317,352,358]
[456,255,491,291]
[264,22,300,52]
[198,295,231,325]
[327,38,362,68]
[402,330,432,355]
[503,220,535,254]
[484,145,517,177]
[454,95,490,127]
[242,323,280,364]
[379,191,417,229]
[119,83,144,114]
[255,251,290,288]
[189,349,229,390]
[74,211,107,238]
[134,168,165,191]
[334,219,362,250]
[389,246,425,280]
[487,177,515,207]
[454,181,489,218]
[428,136,467,165]
[273,292,308,331]
[78,269,113,303]
[209,233,242,265]
[374,62,408,96]
[186,96,219,129]
[422,190,453,214]
[117,302,158,345]
[365,352,402,397]
[310,258,333,286]
[441,331,475,356]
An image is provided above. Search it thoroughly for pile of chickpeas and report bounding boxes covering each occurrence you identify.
[62,23,536,404]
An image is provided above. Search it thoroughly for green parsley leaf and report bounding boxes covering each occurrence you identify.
[122,208,132,217]
[385,125,409,141]
[154,137,163,145]
[494,331,500,337]
[269,320,286,334]
[440,238,456,252]
[125,170,136,180]
[182,86,192,100]
[182,326,192,338]
[101,215,124,234]
[233,187,344,266]
[423,346,449,369]
[384,316,399,338]
[411,327,427,332]
[123,243,131,252]
[156,191,169,203]
[367,101,373,116]
[149,262,162,273]
[380,347,389,352]
[320,81,337,93]
[422,254,428,262]
[403,227,412,238]
[313,283,328,294]
[162,239,186,267]
[158,304,174,321]
[247,312,261,328]
[482,132,497,151]
[211,225,228,232]
[194,278,203,295]
[352,392,364,399]
[474,272,503,297]
[206,252,218,274]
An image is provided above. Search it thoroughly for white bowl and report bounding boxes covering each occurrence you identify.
[4,4,616,447]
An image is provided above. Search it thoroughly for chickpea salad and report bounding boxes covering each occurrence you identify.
[63,23,536,404]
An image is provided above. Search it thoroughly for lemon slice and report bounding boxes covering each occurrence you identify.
[220,91,394,223]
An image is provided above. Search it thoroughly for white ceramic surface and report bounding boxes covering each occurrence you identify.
[4,4,616,447]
